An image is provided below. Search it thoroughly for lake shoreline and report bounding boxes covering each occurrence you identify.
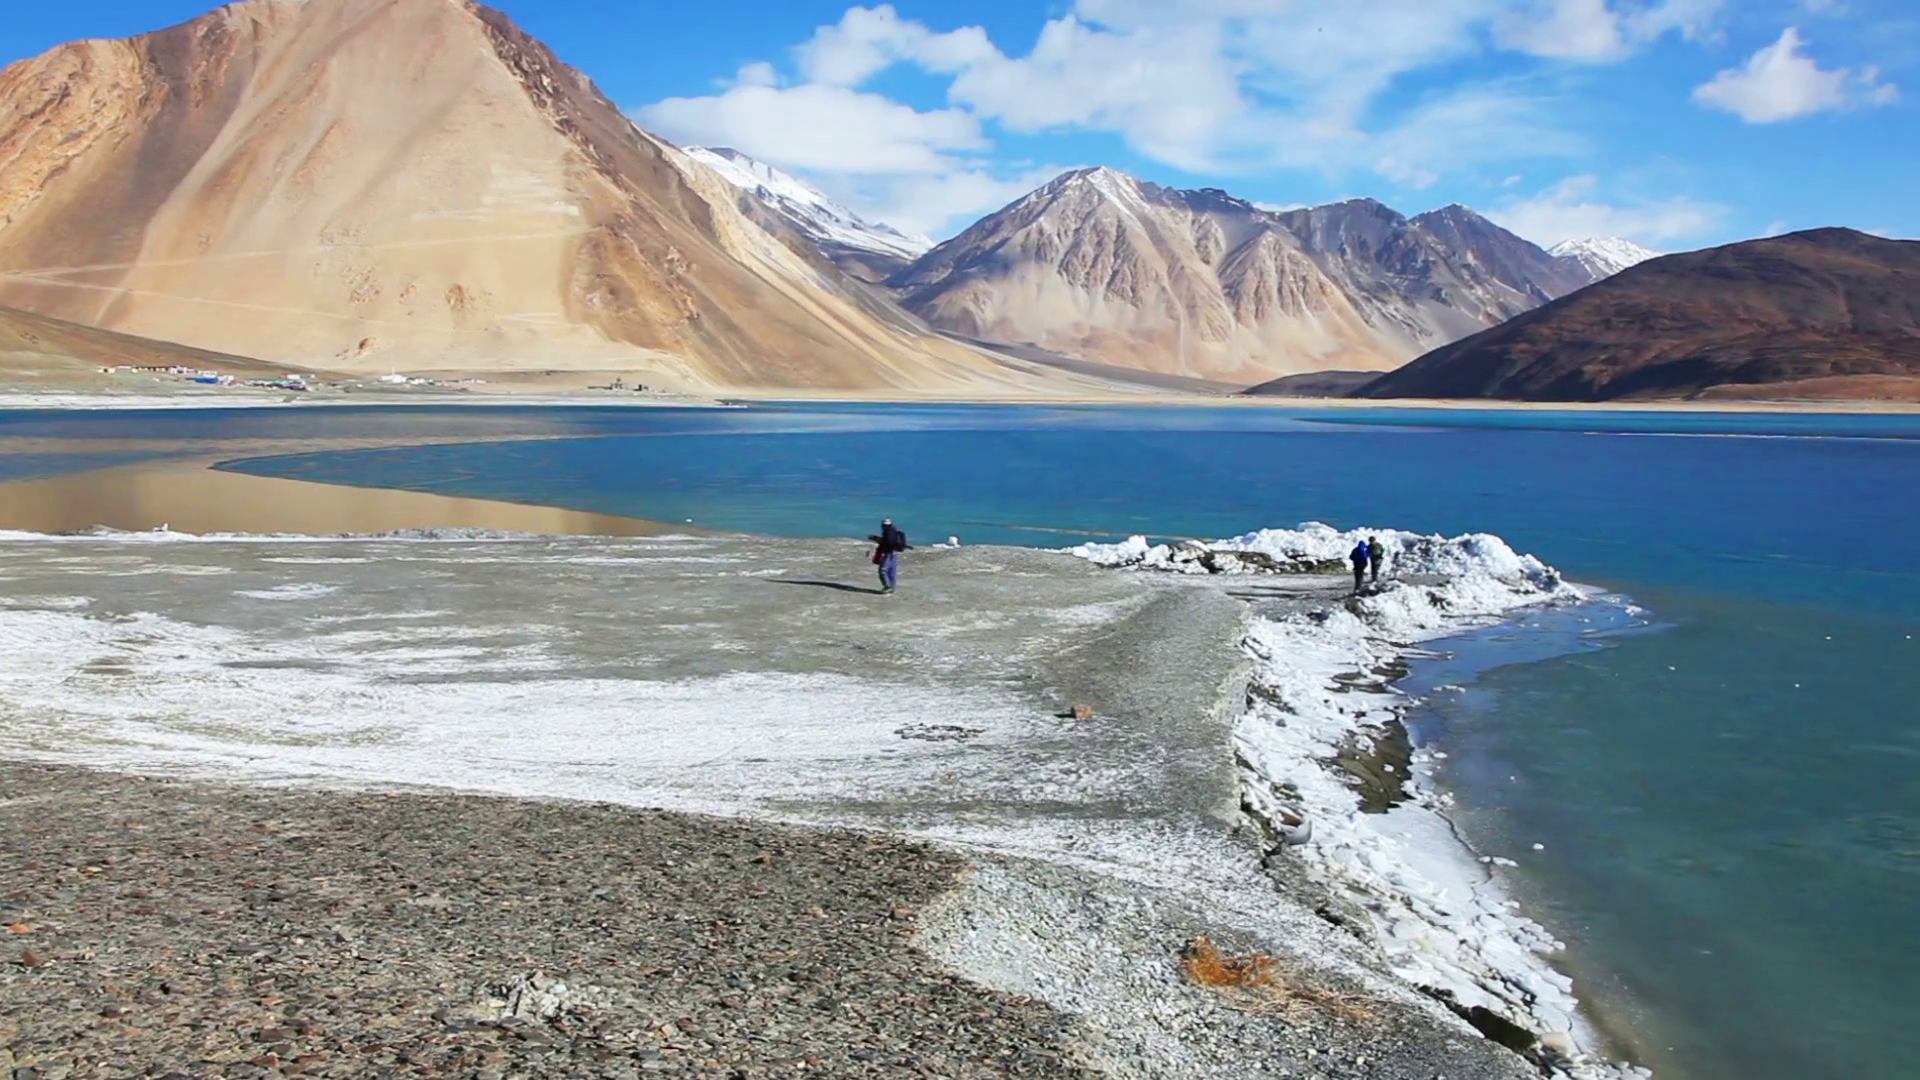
[5,383,1920,414]
[0,458,691,538]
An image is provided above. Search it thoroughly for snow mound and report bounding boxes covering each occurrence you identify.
[1072,522,1565,597]
[1070,524,1641,1079]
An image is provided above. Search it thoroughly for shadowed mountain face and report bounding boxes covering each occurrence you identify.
[886,169,1597,384]
[1239,370,1381,397]
[1358,229,1920,402]
[0,0,1072,394]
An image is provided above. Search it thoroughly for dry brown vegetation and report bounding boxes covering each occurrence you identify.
[1179,937,1375,1022]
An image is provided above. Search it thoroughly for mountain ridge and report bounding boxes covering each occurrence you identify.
[1357,228,1920,401]
[882,167,1603,382]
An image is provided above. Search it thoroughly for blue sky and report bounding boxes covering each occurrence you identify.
[4,1,1915,248]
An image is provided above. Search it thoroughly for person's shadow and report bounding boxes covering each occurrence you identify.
[767,579,887,595]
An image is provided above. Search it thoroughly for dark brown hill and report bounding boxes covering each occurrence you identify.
[1357,229,1920,401]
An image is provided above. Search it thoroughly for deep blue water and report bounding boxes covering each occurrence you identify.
[5,402,1919,1079]
[197,404,1920,619]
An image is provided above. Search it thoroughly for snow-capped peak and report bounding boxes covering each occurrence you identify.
[1048,165,1145,202]
[683,147,932,262]
[1549,237,1661,279]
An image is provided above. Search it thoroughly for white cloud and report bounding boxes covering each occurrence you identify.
[944,14,1250,172]
[1626,0,1723,42]
[732,62,779,89]
[642,2,1728,185]
[637,82,986,174]
[634,1,1747,237]
[1486,174,1725,246]
[1496,0,1722,61]
[1497,0,1630,61]
[836,166,1071,238]
[794,5,996,86]
[1692,27,1898,122]
[1368,85,1586,189]
[1762,218,1791,236]
[1862,68,1901,105]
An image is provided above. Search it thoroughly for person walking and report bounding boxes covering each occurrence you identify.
[1367,535,1384,584]
[868,518,911,594]
[1349,538,1370,595]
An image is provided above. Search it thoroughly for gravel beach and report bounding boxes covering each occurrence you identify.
[0,763,1092,1079]
[0,763,1542,1080]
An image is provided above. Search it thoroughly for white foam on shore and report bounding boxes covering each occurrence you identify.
[1072,524,1642,1080]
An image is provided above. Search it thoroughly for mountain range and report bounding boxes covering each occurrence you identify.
[4,0,1894,401]
[711,155,1630,383]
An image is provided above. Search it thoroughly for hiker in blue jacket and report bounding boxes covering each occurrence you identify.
[1349,538,1370,594]
[868,518,912,594]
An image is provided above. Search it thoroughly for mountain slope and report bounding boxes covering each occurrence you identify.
[1549,237,1660,279]
[0,303,311,386]
[1357,229,1920,401]
[684,147,930,282]
[888,171,1594,383]
[0,0,1061,394]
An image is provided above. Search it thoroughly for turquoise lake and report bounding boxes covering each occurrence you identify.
[4,402,1917,1079]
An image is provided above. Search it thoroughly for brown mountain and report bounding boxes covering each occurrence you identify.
[0,302,311,386]
[1357,229,1920,401]
[886,169,1597,384]
[0,0,1082,394]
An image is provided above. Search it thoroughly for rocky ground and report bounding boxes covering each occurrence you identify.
[0,763,1542,1080]
[0,763,1092,1080]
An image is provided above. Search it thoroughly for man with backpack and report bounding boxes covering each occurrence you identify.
[1349,538,1370,595]
[869,518,912,594]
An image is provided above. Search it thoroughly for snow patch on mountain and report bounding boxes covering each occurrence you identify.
[1550,237,1661,280]
[684,147,932,262]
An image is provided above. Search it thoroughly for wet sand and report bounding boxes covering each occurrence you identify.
[0,461,683,538]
